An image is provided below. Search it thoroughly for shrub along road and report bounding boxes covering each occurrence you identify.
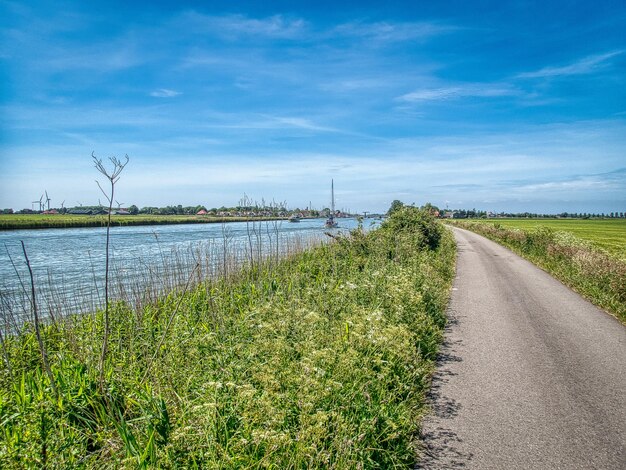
[419,227,626,469]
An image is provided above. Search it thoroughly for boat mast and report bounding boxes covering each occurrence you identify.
[331,179,335,218]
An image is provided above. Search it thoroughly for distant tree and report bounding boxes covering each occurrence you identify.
[128,204,139,215]
[387,200,404,216]
[421,202,439,215]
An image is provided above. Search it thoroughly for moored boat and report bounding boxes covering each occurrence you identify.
[325,180,339,228]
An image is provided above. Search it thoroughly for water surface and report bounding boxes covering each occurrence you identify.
[0,218,373,327]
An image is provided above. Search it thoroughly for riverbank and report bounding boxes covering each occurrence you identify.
[0,214,304,230]
[0,208,455,467]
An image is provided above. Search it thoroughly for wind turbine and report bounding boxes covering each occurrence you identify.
[115,200,124,209]
[45,191,51,211]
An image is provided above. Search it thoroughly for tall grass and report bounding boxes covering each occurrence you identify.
[470,218,626,258]
[0,208,455,468]
[449,220,626,323]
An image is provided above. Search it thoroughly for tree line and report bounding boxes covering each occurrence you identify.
[386,200,625,219]
[8,204,324,217]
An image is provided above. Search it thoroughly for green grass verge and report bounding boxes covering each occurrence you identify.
[469,218,626,259]
[0,214,286,230]
[0,208,455,468]
[448,220,626,323]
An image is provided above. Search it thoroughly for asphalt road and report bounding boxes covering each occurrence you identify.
[418,227,626,469]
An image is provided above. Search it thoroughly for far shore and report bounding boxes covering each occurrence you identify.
[0,214,318,231]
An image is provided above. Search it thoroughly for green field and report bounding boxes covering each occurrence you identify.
[0,214,284,230]
[474,219,626,258]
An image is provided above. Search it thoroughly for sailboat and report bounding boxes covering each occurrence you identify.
[325,179,339,228]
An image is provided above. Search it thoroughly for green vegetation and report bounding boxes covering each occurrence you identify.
[0,207,455,468]
[473,218,626,258]
[0,214,286,230]
[448,219,626,323]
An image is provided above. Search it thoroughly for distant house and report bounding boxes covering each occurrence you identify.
[42,209,59,215]
[196,209,208,215]
[68,209,93,215]
[68,208,107,215]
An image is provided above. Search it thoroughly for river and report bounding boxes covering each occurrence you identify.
[0,218,374,329]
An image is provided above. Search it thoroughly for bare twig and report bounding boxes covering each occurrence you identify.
[92,152,129,390]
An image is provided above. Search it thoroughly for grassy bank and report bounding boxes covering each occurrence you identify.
[0,214,288,230]
[468,218,626,258]
[0,208,455,468]
[448,220,626,323]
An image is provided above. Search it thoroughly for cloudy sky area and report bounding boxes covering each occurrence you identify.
[1,0,625,213]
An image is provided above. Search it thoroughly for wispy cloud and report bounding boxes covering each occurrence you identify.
[517,50,623,78]
[332,20,455,43]
[271,117,337,132]
[319,78,394,92]
[398,84,518,102]
[177,12,307,40]
[150,89,182,98]
[496,168,626,198]
[198,115,339,133]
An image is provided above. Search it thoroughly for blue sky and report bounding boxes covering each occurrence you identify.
[1,0,625,214]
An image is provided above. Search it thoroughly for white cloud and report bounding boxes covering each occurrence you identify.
[332,21,455,42]
[398,84,518,102]
[194,114,340,133]
[2,119,625,212]
[516,50,623,78]
[178,12,307,39]
[271,117,338,132]
[319,78,393,92]
[150,89,182,98]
